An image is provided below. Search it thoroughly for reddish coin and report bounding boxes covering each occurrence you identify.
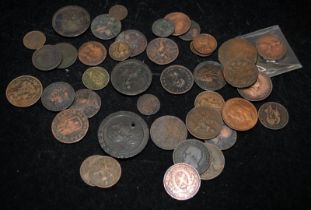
[256,33,287,60]
[190,41,209,57]
[194,91,225,113]
[23,31,46,50]
[146,38,179,65]
[164,12,191,36]
[108,4,128,21]
[137,94,160,115]
[192,33,217,55]
[78,41,107,66]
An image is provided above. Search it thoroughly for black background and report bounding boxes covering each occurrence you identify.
[1,0,311,209]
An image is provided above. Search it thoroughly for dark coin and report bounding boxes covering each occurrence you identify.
[82,66,110,90]
[258,102,289,130]
[55,43,78,69]
[164,12,191,36]
[152,18,175,37]
[32,45,62,71]
[201,143,225,180]
[108,4,128,21]
[206,125,237,150]
[91,14,122,40]
[98,111,149,159]
[179,20,201,41]
[78,41,107,66]
[111,59,152,95]
[160,65,194,94]
[23,31,46,50]
[192,33,217,55]
[173,139,210,174]
[41,82,75,112]
[194,91,225,113]
[137,94,160,115]
[109,41,131,61]
[146,38,179,65]
[52,5,90,37]
[116,30,147,57]
[256,34,287,60]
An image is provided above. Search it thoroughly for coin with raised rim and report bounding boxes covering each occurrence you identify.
[82,66,109,90]
[192,33,217,55]
[206,125,237,150]
[201,143,225,180]
[152,18,174,38]
[137,94,160,115]
[258,102,289,130]
[91,14,121,40]
[179,20,201,41]
[194,91,225,113]
[108,4,128,21]
[23,31,46,50]
[109,41,131,61]
[78,41,107,66]
[32,45,62,71]
[55,42,78,69]
[256,34,287,60]
[164,12,191,36]
[146,38,179,65]
[116,30,147,57]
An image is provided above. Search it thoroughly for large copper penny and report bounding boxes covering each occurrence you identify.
[23,31,46,50]
[108,4,128,21]
[32,45,62,71]
[146,38,179,65]
[179,20,201,41]
[80,155,101,186]
[78,41,107,66]
[258,102,289,130]
[116,30,147,57]
[109,41,131,61]
[136,94,160,115]
[91,14,121,40]
[206,125,237,150]
[192,33,217,55]
[256,33,287,60]
[201,143,225,180]
[194,91,225,113]
[164,12,191,36]
[82,66,110,90]
[222,98,258,131]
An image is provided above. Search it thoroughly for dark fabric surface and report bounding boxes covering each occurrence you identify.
[1,0,311,209]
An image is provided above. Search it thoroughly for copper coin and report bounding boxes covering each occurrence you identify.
[146,38,179,65]
[6,75,42,107]
[258,102,289,130]
[108,4,128,21]
[222,97,258,131]
[201,143,225,180]
[186,107,223,140]
[164,12,191,36]
[137,94,160,115]
[150,116,187,150]
[206,125,237,150]
[116,29,147,57]
[256,33,287,60]
[192,33,217,55]
[152,18,175,38]
[91,14,122,40]
[194,91,225,113]
[189,41,210,57]
[82,66,110,90]
[55,43,78,69]
[238,72,272,101]
[51,108,89,143]
[23,31,46,50]
[163,163,201,201]
[179,20,201,41]
[32,45,62,71]
[108,41,131,61]
[78,41,107,66]
[80,155,101,186]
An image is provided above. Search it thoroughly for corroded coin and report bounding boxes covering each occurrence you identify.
[82,66,109,90]
[111,59,152,95]
[256,34,287,60]
[179,20,201,41]
[32,45,62,71]
[152,18,175,37]
[6,75,42,107]
[116,30,147,57]
[51,108,89,143]
[80,155,101,186]
[146,38,179,65]
[238,72,272,101]
[23,31,46,50]
[194,91,225,113]
[150,116,187,150]
[222,97,258,131]
[201,143,225,180]
[108,4,128,21]
[160,65,194,94]
[186,107,223,140]
[78,41,107,66]
[206,125,237,150]
[55,43,78,69]
[41,82,75,112]
[70,89,101,118]
[91,14,122,40]
[192,33,217,55]
[108,41,131,61]
[190,41,209,57]
[164,12,191,36]
[193,61,226,91]
[258,102,289,130]
[137,94,160,115]
[52,5,90,37]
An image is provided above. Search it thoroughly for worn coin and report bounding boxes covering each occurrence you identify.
[41,82,75,112]
[137,94,160,115]
[146,38,179,65]
[82,66,110,90]
[201,143,225,180]
[258,102,289,130]
[192,33,217,55]
[80,155,101,186]
[109,41,131,61]
[23,31,46,50]
[98,111,149,158]
[6,75,42,107]
[190,41,209,57]
[91,14,121,40]
[116,30,147,57]
[150,116,187,150]
[206,125,237,150]
[164,12,191,36]
[111,59,152,95]
[256,34,287,60]
[194,91,225,113]
[78,41,107,66]
[55,43,77,69]
[179,20,201,41]
[152,18,175,37]
[108,4,128,21]
[32,45,62,71]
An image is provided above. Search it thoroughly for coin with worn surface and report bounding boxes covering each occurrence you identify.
[179,20,201,41]
[193,61,226,91]
[108,4,128,21]
[91,14,121,40]
[41,82,75,111]
[55,43,77,69]
[70,89,101,118]
[52,5,90,37]
[116,30,147,57]
[150,116,187,150]
[109,41,131,61]
[206,125,237,150]
[256,34,287,60]
[152,18,175,37]
[190,41,209,57]
[52,108,89,143]
[258,102,289,130]
[194,91,225,113]
[82,66,109,90]
[98,111,149,158]
[238,72,272,101]
[78,41,107,66]
[160,65,194,94]
[111,59,152,95]
[146,38,179,65]
[80,155,101,186]
[222,97,258,131]
[186,107,223,140]
[23,31,46,50]
[32,45,62,71]
[201,143,225,180]
[164,12,191,36]
[137,94,160,115]
[6,75,42,107]
[192,33,217,55]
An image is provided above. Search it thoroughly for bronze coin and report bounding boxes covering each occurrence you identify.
[6,75,43,107]
[23,31,46,50]
[206,125,237,150]
[109,41,131,61]
[164,12,191,36]
[179,20,201,41]
[55,43,78,69]
[189,41,210,57]
[256,34,287,60]
[116,29,147,57]
[222,97,258,131]
[78,41,107,66]
[258,102,289,130]
[238,72,272,101]
[137,94,160,115]
[32,45,62,71]
[192,33,217,55]
[51,109,89,144]
[82,66,110,90]
[146,38,179,65]
[186,107,223,140]
[91,14,122,40]
[80,155,101,187]
[194,91,225,113]
[201,143,225,180]
[108,4,128,21]
[151,18,175,38]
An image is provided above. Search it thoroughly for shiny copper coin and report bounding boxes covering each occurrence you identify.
[6,75,42,107]
[80,155,101,186]
[82,66,110,90]
[164,12,191,36]
[222,97,258,131]
[194,91,225,113]
[32,45,62,71]
[109,41,131,61]
[146,38,179,65]
[258,102,289,130]
[256,34,287,60]
[201,143,225,180]
[23,31,46,50]
[108,4,128,21]
[78,41,107,66]
[137,94,160,115]
[190,41,209,57]
[206,125,237,150]
[192,33,217,55]
[116,30,147,57]
[51,109,89,143]
[179,20,201,41]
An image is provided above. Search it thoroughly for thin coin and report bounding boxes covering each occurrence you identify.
[160,65,194,94]
[32,45,62,71]
[52,5,90,37]
[256,33,287,60]
[179,20,201,41]
[23,30,46,50]
[137,94,160,115]
[146,38,179,65]
[108,41,131,61]
[80,155,101,187]
[194,91,225,113]
[91,14,121,40]
[6,75,42,107]
[55,43,78,69]
[258,102,289,130]
[78,41,107,66]
[192,33,217,55]
[111,59,152,95]
[41,82,75,112]
[98,111,149,159]
[82,66,109,90]
[51,108,89,143]
[222,97,258,131]
[116,30,147,57]
[190,41,209,57]
[150,116,187,150]
[152,18,175,37]
[206,125,237,150]
[164,12,191,36]
[108,4,128,21]
[201,143,225,180]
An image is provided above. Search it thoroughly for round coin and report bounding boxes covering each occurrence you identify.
[55,42,78,69]
[194,91,225,113]
[23,30,46,50]
[179,20,201,41]
[164,12,191,36]
[192,33,217,55]
[258,102,289,130]
[78,41,107,66]
[109,41,131,61]
[80,155,102,186]
[91,14,121,40]
[137,94,160,115]
[206,125,237,150]
[146,38,179,65]
[201,143,225,180]
[190,41,210,57]
[82,66,109,90]
[108,4,128,21]
[152,18,175,37]
[32,45,62,71]
[116,30,147,57]
[256,34,287,60]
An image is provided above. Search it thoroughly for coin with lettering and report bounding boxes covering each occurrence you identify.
[258,102,289,130]
[82,66,110,90]
[194,91,225,113]
[256,34,287,60]
[192,33,217,55]
[152,18,174,38]
[80,155,101,186]
[116,30,147,57]
[23,31,46,50]
[179,20,201,41]
[55,43,77,69]
[91,14,121,40]
[201,143,225,180]
[108,4,128,21]
[137,94,160,115]
[109,41,131,61]
[78,41,107,66]
[146,38,179,65]
[206,125,237,150]
[32,45,62,71]
[164,12,191,36]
